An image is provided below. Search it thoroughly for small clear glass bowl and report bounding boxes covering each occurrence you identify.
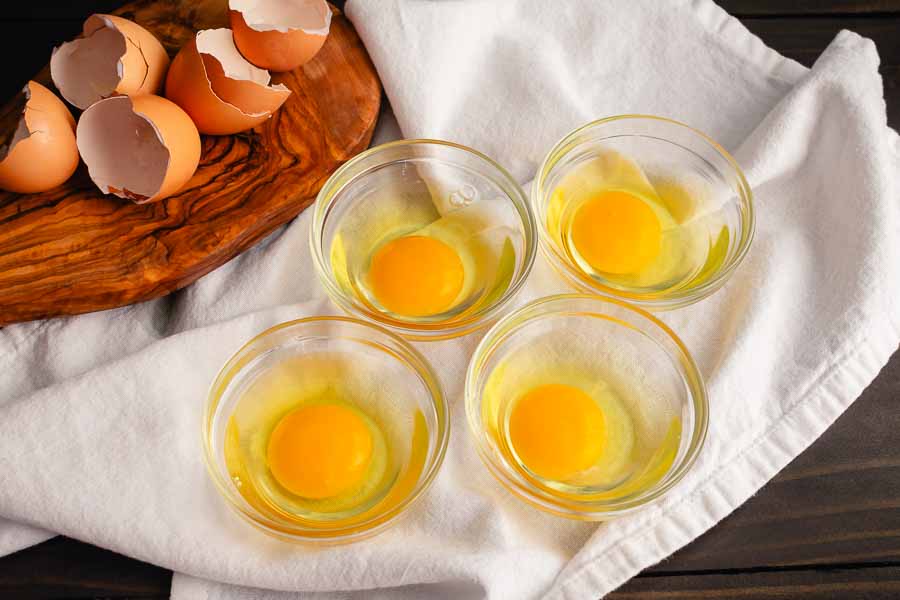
[203,317,449,543]
[311,139,537,341]
[532,115,753,310]
[465,294,708,520]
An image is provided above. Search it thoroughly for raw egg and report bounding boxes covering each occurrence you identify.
[267,403,374,499]
[570,190,662,275]
[482,332,682,491]
[479,319,687,503]
[492,373,637,487]
[77,95,201,203]
[225,353,427,520]
[0,81,79,194]
[50,14,170,110]
[165,28,291,135]
[368,235,466,318]
[549,150,724,291]
[331,196,520,325]
[230,0,331,72]
[508,383,607,481]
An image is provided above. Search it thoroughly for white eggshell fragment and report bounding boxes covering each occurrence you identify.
[50,14,170,110]
[77,95,200,204]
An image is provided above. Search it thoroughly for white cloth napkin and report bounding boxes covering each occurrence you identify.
[1,1,899,599]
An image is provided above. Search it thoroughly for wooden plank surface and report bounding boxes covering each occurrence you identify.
[0,537,170,599]
[612,565,900,599]
[719,0,900,16]
[0,0,899,598]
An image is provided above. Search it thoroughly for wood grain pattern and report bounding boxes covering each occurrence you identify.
[0,0,380,326]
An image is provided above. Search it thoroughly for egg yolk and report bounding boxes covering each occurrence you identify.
[369,235,465,317]
[508,384,606,481]
[266,404,373,499]
[570,190,662,274]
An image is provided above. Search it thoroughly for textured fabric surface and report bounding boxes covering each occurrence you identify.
[1,1,898,599]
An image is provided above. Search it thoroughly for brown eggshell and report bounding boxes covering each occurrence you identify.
[229,0,330,72]
[205,56,291,116]
[77,95,201,203]
[165,29,290,135]
[0,81,79,194]
[104,16,170,95]
[50,14,171,109]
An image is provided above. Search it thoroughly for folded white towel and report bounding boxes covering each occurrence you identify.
[1,1,898,599]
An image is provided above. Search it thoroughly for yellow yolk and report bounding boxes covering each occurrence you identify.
[508,384,606,481]
[266,403,373,499]
[369,235,465,317]
[571,190,662,274]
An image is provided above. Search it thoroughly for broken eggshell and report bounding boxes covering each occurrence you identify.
[165,28,291,135]
[50,14,170,110]
[229,0,331,72]
[0,81,79,194]
[77,95,200,204]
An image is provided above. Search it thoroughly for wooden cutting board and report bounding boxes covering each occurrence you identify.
[0,0,380,326]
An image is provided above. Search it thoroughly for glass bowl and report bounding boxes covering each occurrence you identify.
[311,139,537,341]
[203,317,449,543]
[532,115,753,310]
[465,294,707,520]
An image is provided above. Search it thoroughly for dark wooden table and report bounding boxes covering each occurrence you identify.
[1,1,899,599]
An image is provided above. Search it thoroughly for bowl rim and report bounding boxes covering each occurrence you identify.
[310,138,538,341]
[531,114,755,310]
[464,293,709,519]
[202,315,450,543]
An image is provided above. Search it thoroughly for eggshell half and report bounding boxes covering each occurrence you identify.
[0,81,79,194]
[51,14,171,109]
[77,95,200,203]
[165,28,291,135]
[229,0,331,72]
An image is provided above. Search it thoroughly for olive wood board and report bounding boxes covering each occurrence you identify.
[0,0,381,326]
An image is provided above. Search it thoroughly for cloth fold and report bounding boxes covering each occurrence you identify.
[1,1,898,599]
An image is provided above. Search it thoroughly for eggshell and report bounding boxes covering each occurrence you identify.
[50,14,170,109]
[229,0,331,72]
[77,95,201,203]
[165,28,291,135]
[0,81,79,194]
